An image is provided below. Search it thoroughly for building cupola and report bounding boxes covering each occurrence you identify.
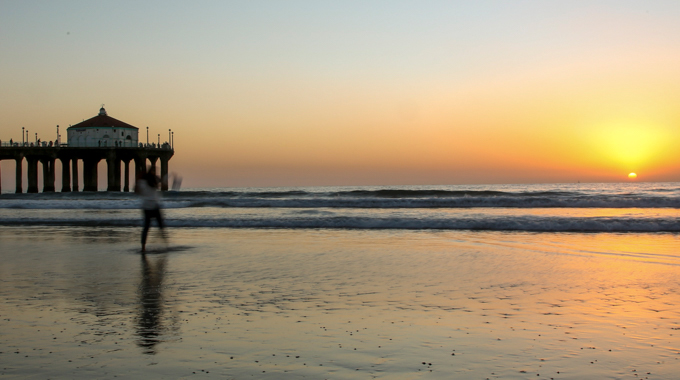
[98,105,107,116]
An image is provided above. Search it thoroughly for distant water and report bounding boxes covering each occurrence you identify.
[0,182,679,232]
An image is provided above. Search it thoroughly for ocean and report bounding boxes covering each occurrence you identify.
[1,182,679,378]
[1,182,679,232]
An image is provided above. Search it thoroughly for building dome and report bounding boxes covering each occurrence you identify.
[99,106,107,116]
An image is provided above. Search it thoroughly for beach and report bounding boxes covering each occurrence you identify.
[5,1,680,377]
[2,225,679,379]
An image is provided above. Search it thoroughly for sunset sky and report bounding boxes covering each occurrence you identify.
[2,1,680,188]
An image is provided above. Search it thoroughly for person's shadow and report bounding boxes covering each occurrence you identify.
[136,253,167,355]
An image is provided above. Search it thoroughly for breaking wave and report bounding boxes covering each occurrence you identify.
[1,183,678,232]
[0,215,678,232]
[0,187,679,209]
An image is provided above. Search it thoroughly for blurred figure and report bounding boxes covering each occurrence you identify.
[170,172,183,191]
[136,166,165,253]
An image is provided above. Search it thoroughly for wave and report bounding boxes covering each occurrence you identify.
[1,195,678,209]
[181,195,680,209]
[174,189,587,200]
[1,185,679,210]
[336,189,579,198]
[1,215,679,232]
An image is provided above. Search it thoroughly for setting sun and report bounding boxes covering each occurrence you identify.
[628,172,637,179]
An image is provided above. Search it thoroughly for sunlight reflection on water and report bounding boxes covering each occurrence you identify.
[1,227,678,378]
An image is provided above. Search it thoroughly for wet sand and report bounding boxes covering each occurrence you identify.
[1,226,679,379]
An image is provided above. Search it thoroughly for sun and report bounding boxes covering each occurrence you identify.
[628,172,637,179]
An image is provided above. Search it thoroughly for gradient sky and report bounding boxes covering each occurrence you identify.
[2,1,680,188]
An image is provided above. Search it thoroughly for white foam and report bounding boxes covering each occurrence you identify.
[0,214,677,232]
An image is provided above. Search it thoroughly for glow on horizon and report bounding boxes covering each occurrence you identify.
[2,1,680,188]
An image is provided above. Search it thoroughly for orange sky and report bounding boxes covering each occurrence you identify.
[2,2,680,188]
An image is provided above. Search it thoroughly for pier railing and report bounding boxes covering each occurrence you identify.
[0,141,173,150]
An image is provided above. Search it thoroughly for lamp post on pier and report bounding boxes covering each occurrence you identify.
[22,127,24,145]
[146,126,149,147]
[168,129,171,147]
[157,134,160,146]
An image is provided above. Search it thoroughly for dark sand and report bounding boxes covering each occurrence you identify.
[1,226,679,379]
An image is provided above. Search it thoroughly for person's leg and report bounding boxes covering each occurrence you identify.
[141,209,152,252]
[153,208,167,241]
[155,208,165,230]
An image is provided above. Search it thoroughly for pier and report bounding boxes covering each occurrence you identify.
[0,106,175,193]
[0,145,174,193]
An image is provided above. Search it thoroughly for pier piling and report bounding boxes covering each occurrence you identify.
[0,146,173,194]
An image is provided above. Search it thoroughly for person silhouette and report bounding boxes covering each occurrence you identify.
[136,166,165,253]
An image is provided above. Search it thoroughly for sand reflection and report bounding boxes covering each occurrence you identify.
[136,253,167,354]
[1,227,678,378]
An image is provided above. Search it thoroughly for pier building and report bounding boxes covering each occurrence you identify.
[67,106,139,147]
[0,107,173,193]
